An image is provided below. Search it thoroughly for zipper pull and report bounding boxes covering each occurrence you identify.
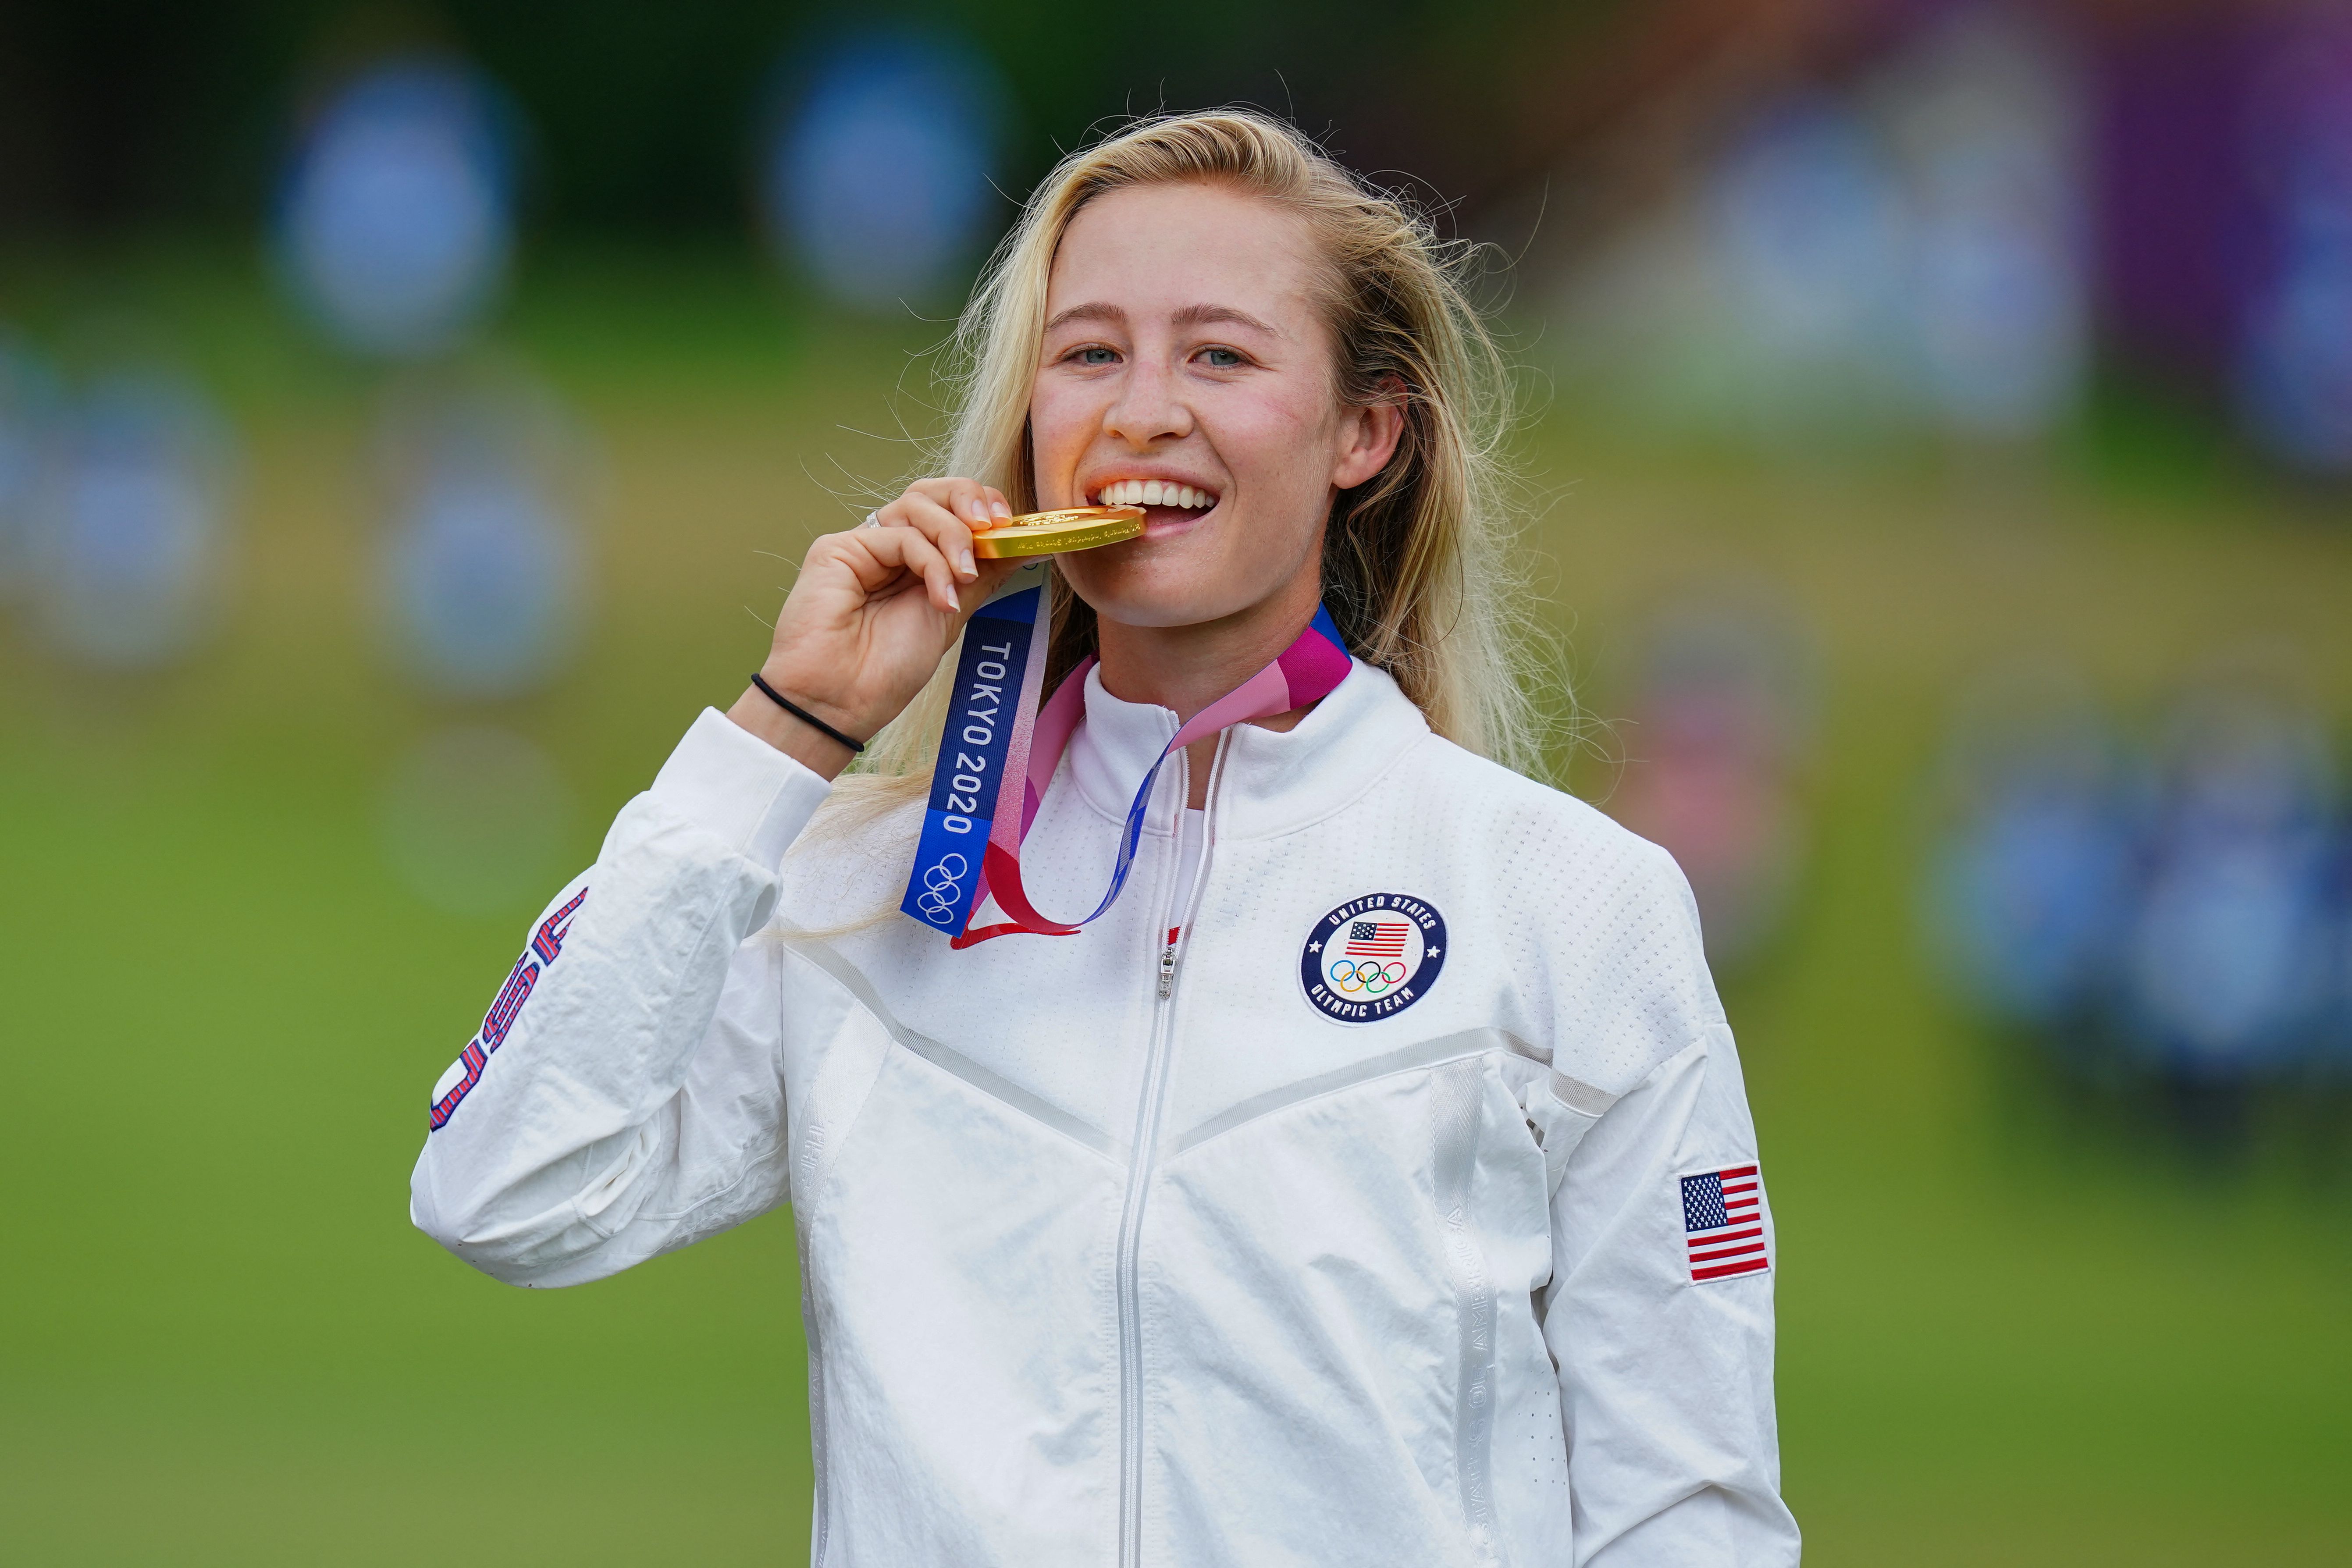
[1157,927,1179,999]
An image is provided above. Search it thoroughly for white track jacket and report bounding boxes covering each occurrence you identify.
[411,660,1800,1567]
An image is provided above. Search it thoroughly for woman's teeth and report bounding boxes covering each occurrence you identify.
[1095,480,1216,509]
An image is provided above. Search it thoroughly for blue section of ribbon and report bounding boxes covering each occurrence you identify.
[1081,746,1170,926]
[1066,606,1346,928]
[900,585,1041,932]
[904,807,985,930]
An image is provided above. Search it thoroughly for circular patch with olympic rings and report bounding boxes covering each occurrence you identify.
[1298,893,1448,1024]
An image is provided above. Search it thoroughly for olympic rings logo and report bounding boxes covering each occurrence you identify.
[913,853,970,925]
[1327,957,1409,994]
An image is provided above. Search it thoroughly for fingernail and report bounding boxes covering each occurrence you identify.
[959,549,976,576]
[991,500,1012,519]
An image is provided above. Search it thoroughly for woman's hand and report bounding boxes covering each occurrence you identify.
[728,477,1018,778]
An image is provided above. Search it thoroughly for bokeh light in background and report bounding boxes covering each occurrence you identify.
[1885,6,2089,442]
[276,58,519,359]
[1713,96,1913,430]
[27,367,232,668]
[2128,681,2339,1084]
[373,365,586,699]
[759,30,1006,312]
[1928,666,2134,1042]
[1556,3,2091,449]
[2237,12,2352,473]
[368,361,588,929]
[1929,662,2352,1121]
[1609,583,1818,971]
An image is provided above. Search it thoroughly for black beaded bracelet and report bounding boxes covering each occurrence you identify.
[748,673,866,754]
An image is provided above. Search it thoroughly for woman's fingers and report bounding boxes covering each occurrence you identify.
[905,476,991,522]
[748,477,1026,766]
[905,477,1011,530]
[812,477,1018,621]
[848,523,962,613]
[879,491,984,579]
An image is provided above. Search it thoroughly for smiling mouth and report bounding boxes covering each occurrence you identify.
[1089,479,1219,512]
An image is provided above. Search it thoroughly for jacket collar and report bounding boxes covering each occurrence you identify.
[1063,656,1431,842]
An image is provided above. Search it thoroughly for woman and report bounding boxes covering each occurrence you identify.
[412,112,1799,1566]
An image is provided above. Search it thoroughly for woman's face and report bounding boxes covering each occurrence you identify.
[1031,181,1401,629]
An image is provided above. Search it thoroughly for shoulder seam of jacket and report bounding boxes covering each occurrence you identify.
[1615,1030,1718,1105]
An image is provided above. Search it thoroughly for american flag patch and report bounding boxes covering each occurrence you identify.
[1679,1165,1769,1283]
[1345,920,1409,957]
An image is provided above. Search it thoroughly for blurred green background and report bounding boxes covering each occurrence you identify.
[4,248,2347,1564]
[6,3,2352,1564]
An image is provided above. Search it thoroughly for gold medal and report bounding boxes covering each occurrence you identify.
[970,505,1146,559]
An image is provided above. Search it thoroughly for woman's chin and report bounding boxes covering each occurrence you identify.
[1063,560,1241,630]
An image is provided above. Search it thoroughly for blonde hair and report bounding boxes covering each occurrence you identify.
[834,109,1540,823]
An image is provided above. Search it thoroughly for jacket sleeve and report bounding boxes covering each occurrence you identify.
[1539,853,1801,1565]
[408,708,835,1288]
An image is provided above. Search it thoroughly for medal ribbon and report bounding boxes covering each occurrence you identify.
[899,561,1352,946]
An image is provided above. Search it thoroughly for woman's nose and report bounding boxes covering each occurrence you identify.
[1103,356,1192,447]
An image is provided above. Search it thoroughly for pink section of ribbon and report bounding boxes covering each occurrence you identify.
[1277,622,1352,699]
[1170,662,1292,751]
[1017,655,1092,842]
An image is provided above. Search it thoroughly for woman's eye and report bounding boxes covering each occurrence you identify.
[1073,346,1118,366]
[1199,347,1244,370]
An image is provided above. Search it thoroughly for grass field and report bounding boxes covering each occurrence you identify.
[4,246,2349,1564]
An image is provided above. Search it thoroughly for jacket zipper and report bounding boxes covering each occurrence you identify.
[1116,740,1221,1568]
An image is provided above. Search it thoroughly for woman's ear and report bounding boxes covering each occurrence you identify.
[1331,375,1408,491]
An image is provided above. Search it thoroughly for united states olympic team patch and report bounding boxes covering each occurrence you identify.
[1299,893,1447,1023]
